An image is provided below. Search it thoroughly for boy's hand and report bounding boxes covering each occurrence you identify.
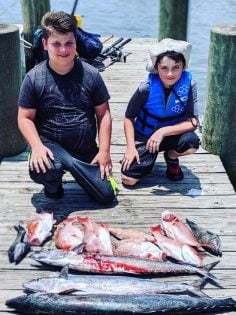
[91,151,112,180]
[146,130,164,153]
[121,148,140,171]
[30,145,54,174]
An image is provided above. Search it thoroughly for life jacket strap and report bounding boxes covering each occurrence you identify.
[137,108,187,132]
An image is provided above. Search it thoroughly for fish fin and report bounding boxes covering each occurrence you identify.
[191,277,209,294]
[14,225,25,233]
[150,224,164,235]
[197,251,211,259]
[59,289,79,295]
[198,260,223,287]
[171,217,179,225]
[76,216,89,224]
[185,278,210,297]
[72,243,85,254]
[14,225,19,232]
[205,260,220,272]
[198,242,214,249]
[100,223,108,228]
[59,265,69,279]
[186,218,194,226]
[187,279,210,298]
[197,277,209,289]
[14,225,27,239]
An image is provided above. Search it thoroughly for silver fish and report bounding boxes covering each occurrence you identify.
[23,265,209,297]
[30,249,219,284]
[8,225,31,265]
[6,293,236,314]
[186,219,222,257]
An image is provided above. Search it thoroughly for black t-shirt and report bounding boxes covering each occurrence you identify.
[18,59,110,155]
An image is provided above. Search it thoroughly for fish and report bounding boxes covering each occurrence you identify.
[112,238,167,261]
[150,224,204,267]
[108,226,155,242]
[30,249,220,284]
[27,211,55,246]
[8,225,31,264]
[6,293,236,314]
[55,217,84,250]
[77,216,113,255]
[186,219,222,257]
[161,211,213,248]
[23,264,209,297]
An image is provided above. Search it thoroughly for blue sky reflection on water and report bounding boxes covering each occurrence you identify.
[1,0,236,113]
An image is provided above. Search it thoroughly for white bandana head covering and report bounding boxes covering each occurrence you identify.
[146,38,192,73]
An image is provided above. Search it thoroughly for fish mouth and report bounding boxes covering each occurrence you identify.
[162,210,177,222]
[6,296,27,310]
[29,238,41,246]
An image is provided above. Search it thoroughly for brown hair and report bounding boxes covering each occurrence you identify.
[155,51,186,68]
[41,11,77,39]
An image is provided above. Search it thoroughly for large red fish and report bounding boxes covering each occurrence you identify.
[161,211,212,249]
[55,217,84,251]
[112,238,167,261]
[150,225,204,267]
[77,217,113,255]
[27,211,55,246]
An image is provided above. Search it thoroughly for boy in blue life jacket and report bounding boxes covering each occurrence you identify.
[17,11,117,203]
[121,38,200,185]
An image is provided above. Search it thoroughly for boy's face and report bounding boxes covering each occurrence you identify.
[42,31,76,68]
[157,56,185,88]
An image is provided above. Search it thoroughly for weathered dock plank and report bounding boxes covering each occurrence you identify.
[1,38,236,314]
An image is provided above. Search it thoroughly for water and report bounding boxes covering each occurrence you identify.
[1,0,236,114]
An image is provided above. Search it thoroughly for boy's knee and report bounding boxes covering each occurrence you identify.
[29,163,64,183]
[178,132,200,153]
[121,174,139,186]
[98,191,116,203]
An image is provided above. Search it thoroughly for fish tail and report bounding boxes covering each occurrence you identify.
[205,260,220,272]
[188,278,210,297]
[14,225,26,235]
[198,261,222,287]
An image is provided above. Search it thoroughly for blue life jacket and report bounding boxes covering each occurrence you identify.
[135,71,192,137]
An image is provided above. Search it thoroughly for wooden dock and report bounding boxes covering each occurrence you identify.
[1,38,236,314]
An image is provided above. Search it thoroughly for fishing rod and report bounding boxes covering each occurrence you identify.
[71,0,79,15]
[96,38,132,71]
[101,37,124,55]
[98,38,132,61]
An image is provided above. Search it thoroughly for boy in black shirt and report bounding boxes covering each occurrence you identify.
[18,11,116,202]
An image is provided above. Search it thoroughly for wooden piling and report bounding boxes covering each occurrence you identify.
[0,24,26,159]
[202,25,236,189]
[21,0,50,71]
[159,0,189,41]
